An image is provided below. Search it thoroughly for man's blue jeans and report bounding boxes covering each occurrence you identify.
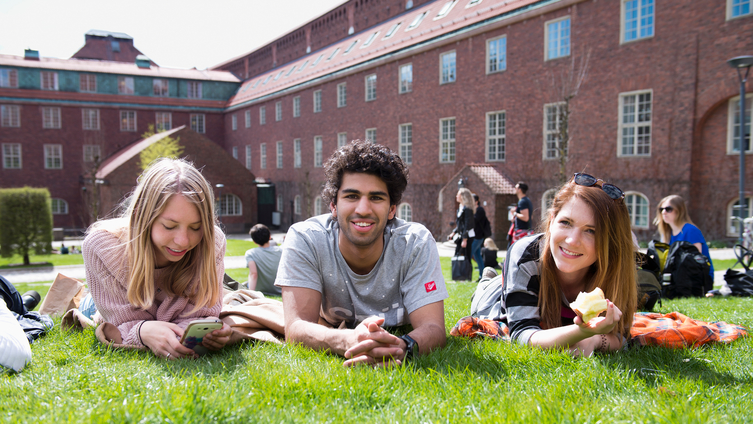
[471,238,484,276]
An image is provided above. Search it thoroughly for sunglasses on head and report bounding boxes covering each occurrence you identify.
[659,206,674,213]
[571,173,625,201]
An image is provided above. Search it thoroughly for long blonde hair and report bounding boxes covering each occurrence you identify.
[458,188,476,213]
[538,181,637,338]
[91,158,220,312]
[653,194,693,243]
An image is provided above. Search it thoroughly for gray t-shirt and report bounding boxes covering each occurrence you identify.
[245,245,283,295]
[275,214,448,329]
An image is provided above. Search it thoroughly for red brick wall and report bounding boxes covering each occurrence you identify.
[221,0,753,242]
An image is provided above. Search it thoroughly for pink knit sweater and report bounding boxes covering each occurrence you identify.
[82,226,226,348]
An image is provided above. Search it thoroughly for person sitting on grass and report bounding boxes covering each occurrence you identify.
[245,223,282,296]
[480,238,501,270]
[82,158,231,359]
[276,141,448,367]
[499,173,637,356]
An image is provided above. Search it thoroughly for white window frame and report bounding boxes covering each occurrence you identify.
[82,108,100,131]
[399,63,413,94]
[314,90,322,113]
[190,113,205,133]
[625,192,650,229]
[218,194,242,216]
[486,35,507,74]
[153,78,169,96]
[245,145,252,169]
[337,83,347,108]
[83,144,101,163]
[232,146,238,159]
[338,132,348,148]
[365,74,377,101]
[366,128,377,144]
[398,203,412,222]
[2,143,21,169]
[314,197,325,216]
[545,16,571,61]
[276,101,282,121]
[51,198,69,215]
[80,74,96,92]
[293,96,301,117]
[118,76,135,95]
[541,188,558,220]
[260,106,266,124]
[621,0,655,44]
[440,117,456,163]
[42,107,61,129]
[435,0,458,19]
[187,81,202,99]
[543,102,565,160]
[245,110,251,128]
[1,105,20,127]
[314,136,323,167]
[728,196,753,236]
[232,114,238,131]
[727,94,753,155]
[407,11,427,30]
[155,112,172,131]
[727,0,752,20]
[0,68,18,88]
[120,110,137,132]
[40,71,58,90]
[294,139,302,168]
[260,143,267,169]
[384,22,402,39]
[440,51,457,84]
[294,195,302,215]
[276,141,284,169]
[618,90,652,157]
[399,123,413,165]
[486,110,506,162]
[44,144,63,169]
[277,194,284,212]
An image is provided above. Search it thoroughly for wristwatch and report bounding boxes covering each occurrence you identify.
[400,334,418,361]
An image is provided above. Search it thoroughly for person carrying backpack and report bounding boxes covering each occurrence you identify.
[653,195,714,292]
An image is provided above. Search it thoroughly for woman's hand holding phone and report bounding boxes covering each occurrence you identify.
[140,321,197,360]
[201,323,232,351]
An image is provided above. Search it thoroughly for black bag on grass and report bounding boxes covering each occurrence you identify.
[636,252,661,310]
[662,241,711,298]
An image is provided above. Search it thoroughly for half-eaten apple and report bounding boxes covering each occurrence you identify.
[569,287,608,324]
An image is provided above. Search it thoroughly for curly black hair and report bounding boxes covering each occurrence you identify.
[322,140,409,210]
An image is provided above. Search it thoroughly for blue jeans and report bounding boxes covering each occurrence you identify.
[79,293,97,319]
[471,238,484,276]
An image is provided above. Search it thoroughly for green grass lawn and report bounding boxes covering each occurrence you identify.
[3,260,752,423]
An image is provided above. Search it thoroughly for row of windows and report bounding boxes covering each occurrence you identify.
[542,190,749,237]
[0,106,207,134]
[0,68,204,99]
[231,90,753,172]
[2,143,102,169]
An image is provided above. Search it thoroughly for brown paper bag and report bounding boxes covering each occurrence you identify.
[39,273,87,317]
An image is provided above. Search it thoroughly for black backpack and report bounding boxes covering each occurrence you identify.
[648,240,712,299]
[636,252,662,310]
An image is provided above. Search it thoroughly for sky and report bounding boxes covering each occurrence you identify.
[0,0,349,70]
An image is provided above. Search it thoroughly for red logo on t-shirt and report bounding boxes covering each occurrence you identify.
[425,281,436,292]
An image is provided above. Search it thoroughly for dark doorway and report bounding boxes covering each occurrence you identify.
[257,183,276,228]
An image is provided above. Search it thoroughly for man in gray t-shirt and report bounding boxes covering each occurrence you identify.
[276,141,447,367]
[245,224,282,296]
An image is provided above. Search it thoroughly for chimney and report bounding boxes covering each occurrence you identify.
[24,49,40,60]
[136,55,151,69]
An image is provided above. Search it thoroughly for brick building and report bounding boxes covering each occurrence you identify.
[0,31,241,232]
[2,1,753,243]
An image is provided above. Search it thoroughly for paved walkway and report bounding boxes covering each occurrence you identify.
[0,234,738,286]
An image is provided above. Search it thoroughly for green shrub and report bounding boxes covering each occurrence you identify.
[0,187,53,265]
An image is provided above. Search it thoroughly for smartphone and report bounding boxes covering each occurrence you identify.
[180,318,223,353]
